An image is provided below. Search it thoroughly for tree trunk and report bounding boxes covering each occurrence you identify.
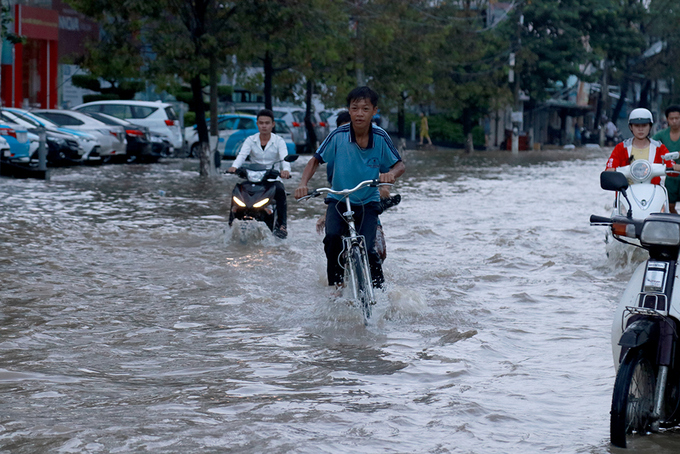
[210,54,220,170]
[611,76,629,126]
[398,92,406,138]
[191,75,214,177]
[264,50,273,110]
[304,79,318,153]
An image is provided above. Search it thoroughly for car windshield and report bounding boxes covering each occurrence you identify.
[0,111,40,128]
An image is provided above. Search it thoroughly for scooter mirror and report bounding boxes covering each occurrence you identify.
[600,171,629,192]
[284,155,299,163]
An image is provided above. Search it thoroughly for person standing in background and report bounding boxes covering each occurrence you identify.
[419,112,432,146]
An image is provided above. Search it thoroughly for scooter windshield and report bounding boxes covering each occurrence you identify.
[246,169,267,183]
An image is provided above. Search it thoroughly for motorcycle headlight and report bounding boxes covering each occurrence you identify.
[640,220,680,246]
[630,160,652,182]
[246,169,267,183]
[253,198,270,208]
[232,196,246,207]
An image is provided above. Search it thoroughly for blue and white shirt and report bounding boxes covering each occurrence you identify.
[315,123,401,204]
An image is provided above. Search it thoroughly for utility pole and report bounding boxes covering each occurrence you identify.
[510,11,524,155]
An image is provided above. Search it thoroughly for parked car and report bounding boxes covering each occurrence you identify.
[185,114,296,158]
[32,109,127,161]
[0,109,83,166]
[273,119,297,156]
[72,100,183,152]
[4,108,101,163]
[81,111,166,163]
[0,121,31,164]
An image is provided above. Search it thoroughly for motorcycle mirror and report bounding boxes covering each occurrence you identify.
[600,171,629,192]
[284,155,299,163]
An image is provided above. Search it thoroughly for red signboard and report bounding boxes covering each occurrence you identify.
[17,5,60,41]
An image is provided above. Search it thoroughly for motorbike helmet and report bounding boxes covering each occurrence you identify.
[628,108,654,125]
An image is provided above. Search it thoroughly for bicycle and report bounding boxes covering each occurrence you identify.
[299,179,390,325]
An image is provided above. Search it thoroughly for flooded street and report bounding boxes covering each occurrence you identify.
[2,148,679,453]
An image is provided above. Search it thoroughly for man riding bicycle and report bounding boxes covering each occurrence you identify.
[294,86,406,288]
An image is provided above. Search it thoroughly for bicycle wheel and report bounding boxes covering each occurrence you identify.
[610,347,657,448]
[351,246,374,324]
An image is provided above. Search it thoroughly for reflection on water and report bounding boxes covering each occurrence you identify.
[0,151,677,453]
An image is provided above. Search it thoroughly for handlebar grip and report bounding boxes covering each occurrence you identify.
[590,214,612,224]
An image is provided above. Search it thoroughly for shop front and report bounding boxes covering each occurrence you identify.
[1,4,59,109]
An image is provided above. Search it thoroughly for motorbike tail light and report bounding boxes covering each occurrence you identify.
[612,222,636,238]
[253,198,270,208]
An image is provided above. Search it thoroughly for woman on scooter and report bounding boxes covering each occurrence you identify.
[605,108,677,184]
[228,109,291,239]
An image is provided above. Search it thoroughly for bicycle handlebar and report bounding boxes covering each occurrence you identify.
[298,179,392,201]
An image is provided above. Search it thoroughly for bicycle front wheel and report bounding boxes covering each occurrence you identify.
[351,246,374,324]
[610,347,657,448]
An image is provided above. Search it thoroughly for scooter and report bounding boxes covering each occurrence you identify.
[603,156,676,266]
[592,170,680,448]
[228,155,298,232]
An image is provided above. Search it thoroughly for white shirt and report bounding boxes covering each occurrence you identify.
[231,132,291,175]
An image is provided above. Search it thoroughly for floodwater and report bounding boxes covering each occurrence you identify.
[1,148,679,453]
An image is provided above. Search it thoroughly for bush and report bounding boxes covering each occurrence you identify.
[427,113,485,147]
[184,111,196,127]
[82,93,120,103]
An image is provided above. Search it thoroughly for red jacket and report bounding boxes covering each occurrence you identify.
[606,138,671,185]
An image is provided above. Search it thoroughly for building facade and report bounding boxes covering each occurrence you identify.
[1,0,97,109]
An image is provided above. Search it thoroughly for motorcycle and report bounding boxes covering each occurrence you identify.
[592,170,680,448]
[228,155,298,233]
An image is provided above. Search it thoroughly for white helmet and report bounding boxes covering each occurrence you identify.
[628,108,654,125]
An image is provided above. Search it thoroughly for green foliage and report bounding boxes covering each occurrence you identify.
[83,93,120,103]
[71,74,101,92]
[184,111,196,127]
[429,114,485,147]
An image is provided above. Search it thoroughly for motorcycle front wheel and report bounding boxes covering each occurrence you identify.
[610,347,657,448]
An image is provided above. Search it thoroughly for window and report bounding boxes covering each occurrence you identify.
[100,104,130,119]
[35,112,84,126]
[164,106,178,121]
[274,120,290,133]
[238,118,256,130]
[219,118,239,130]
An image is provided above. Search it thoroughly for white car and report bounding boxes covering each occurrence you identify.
[32,109,127,160]
[72,100,183,151]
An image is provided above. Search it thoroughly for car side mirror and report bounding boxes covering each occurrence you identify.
[284,155,299,162]
[600,171,628,192]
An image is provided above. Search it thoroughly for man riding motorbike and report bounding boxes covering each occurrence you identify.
[228,109,291,239]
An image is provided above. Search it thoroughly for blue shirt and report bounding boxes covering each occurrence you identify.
[315,123,401,204]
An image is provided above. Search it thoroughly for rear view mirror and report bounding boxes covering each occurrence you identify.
[600,171,629,192]
[284,154,299,162]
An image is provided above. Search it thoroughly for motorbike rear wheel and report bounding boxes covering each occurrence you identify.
[610,347,657,448]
